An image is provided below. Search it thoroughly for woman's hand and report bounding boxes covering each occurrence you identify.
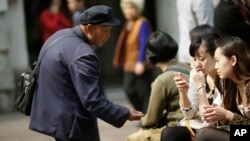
[191,69,205,87]
[174,72,189,94]
[201,104,234,123]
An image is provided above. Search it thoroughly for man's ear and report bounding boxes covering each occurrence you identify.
[85,24,93,34]
[231,55,237,67]
[81,24,93,38]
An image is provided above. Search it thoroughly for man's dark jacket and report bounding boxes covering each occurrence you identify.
[29,26,130,141]
[214,0,250,47]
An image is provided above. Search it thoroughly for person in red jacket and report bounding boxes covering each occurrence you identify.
[40,0,72,42]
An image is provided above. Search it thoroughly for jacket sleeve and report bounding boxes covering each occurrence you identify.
[229,113,250,125]
[69,54,130,128]
[137,21,151,63]
[181,77,199,119]
[141,77,166,128]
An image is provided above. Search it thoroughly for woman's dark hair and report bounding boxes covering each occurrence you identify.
[146,31,178,64]
[189,33,219,58]
[217,37,250,112]
[189,24,216,42]
[189,33,222,97]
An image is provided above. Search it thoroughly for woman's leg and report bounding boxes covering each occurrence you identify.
[124,72,141,111]
[135,69,153,113]
[194,127,229,141]
[161,126,193,141]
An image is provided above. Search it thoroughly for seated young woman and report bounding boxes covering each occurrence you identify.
[193,37,250,141]
[161,32,222,141]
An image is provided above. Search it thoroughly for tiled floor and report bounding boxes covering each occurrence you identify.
[0,86,140,141]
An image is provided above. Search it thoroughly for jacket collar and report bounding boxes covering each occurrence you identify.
[164,59,180,71]
[73,26,89,44]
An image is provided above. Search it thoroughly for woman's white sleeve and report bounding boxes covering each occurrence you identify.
[180,77,199,119]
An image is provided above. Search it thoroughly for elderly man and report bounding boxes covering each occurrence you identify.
[29,5,143,141]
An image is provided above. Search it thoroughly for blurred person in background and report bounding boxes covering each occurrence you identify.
[40,0,72,42]
[67,0,86,26]
[214,0,250,48]
[176,0,214,66]
[113,0,154,114]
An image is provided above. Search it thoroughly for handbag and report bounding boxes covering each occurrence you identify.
[14,35,74,116]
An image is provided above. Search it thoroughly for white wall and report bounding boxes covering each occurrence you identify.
[0,0,29,70]
[155,0,179,42]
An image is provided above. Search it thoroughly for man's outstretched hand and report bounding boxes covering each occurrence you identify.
[128,109,144,121]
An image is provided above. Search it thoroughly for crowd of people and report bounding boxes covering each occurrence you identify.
[27,0,250,141]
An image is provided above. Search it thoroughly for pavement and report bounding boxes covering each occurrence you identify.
[0,86,140,141]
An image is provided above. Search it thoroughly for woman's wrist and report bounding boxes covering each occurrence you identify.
[196,84,206,92]
[180,103,192,112]
[225,110,234,121]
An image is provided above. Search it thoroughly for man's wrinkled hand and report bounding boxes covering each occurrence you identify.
[128,109,144,121]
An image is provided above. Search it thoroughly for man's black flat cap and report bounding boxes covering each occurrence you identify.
[78,5,120,26]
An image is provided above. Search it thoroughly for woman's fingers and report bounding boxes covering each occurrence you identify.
[175,80,188,87]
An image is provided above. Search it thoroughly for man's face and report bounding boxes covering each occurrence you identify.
[89,25,112,47]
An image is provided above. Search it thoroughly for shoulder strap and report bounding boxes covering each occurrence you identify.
[165,67,190,75]
[31,35,75,76]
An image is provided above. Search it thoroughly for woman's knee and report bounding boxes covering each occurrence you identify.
[161,126,191,141]
[194,127,229,141]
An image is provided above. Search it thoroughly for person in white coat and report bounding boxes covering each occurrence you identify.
[176,0,214,65]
